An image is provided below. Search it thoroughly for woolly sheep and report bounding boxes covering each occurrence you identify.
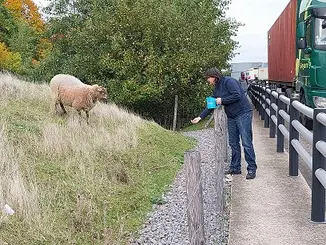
[50,74,108,123]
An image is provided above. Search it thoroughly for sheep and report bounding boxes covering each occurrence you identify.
[50,74,108,123]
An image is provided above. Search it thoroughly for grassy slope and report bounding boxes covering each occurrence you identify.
[180,117,214,132]
[0,73,194,244]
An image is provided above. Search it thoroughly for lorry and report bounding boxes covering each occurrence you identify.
[247,67,269,81]
[268,0,326,129]
[246,67,259,81]
[257,67,268,80]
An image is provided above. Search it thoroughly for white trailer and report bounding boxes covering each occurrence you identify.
[258,67,268,80]
[246,67,268,81]
[246,68,259,81]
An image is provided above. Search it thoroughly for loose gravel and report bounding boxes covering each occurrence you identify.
[130,128,231,245]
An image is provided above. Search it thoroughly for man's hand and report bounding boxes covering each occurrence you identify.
[216,98,222,104]
[191,117,201,124]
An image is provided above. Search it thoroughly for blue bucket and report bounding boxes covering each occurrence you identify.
[206,97,217,109]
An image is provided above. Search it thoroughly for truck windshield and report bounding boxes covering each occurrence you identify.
[315,18,326,49]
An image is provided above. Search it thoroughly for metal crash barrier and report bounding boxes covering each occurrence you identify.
[249,84,326,223]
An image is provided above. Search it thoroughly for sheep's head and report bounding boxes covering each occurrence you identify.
[92,84,108,103]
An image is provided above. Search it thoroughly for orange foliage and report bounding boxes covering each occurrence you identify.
[4,0,44,32]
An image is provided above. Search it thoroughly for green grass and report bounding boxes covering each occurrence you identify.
[0,73,195,244]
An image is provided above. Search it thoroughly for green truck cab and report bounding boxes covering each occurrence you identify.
[268,0,326,129]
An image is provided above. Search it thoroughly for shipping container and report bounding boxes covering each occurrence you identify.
[268,0,297,83]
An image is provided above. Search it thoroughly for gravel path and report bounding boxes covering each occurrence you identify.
[130,128,230,245]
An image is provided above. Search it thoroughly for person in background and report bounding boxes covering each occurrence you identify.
[239,72,248,95]
[191,67,257,179]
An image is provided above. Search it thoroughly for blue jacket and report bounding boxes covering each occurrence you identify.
[199,76,252,119]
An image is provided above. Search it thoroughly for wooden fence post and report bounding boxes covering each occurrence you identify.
[172,95,178,131]
[214,109,227,213]
[185,150,205,245]
[204,114,214,128]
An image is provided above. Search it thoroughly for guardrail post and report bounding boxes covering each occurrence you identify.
[289,97,299,176]
[257,86,261,116]
[260,87,265,121]
[264,88,270,128]
[277,92,285,152]
[250,86,256,109]
[269,90,276,138]
[254,86,258,110]
[311,108,326,222]
[260,86,264,117]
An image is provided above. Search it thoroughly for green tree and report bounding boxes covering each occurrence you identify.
[38,0,240,127]
[0,0,17,46]
[8,21,39,71]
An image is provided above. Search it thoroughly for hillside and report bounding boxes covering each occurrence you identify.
[0,73,194,244]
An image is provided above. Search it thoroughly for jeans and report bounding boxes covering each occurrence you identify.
[227,111,257,173]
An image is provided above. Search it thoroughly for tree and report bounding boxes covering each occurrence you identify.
[37,0,240,127]
[4,0,44,32]
[0,0,17,45]
[0,41,22,72]
[0,0,50,76]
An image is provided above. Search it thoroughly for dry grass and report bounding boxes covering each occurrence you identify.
[0,125,40,225]
[40,104,141,156]
[0,72,194,244]
[0,72,50,102]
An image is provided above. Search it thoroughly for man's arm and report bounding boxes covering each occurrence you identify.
[199,108,214,120]
[191,108,214,124]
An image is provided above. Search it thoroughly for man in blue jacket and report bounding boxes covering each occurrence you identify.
[191,67,257,179]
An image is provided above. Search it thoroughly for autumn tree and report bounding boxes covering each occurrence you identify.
[0,0,21,71]
[0,0,51,75]
[4,0,44,32]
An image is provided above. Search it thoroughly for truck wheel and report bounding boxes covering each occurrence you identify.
[299,92,313,130]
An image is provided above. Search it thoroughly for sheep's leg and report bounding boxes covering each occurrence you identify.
[54,101,59,113]
[77,110,82,124]
[54,98,61,114]
[60,102,67,114]
[85,111,89,124]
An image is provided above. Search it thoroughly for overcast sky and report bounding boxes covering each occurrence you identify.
[227,0,289,63]
[32,0,289,63]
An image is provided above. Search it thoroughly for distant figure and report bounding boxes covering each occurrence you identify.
[238,72,248,95]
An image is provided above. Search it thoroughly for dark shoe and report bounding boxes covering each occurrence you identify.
[225,169,242,175]
[246,172,256,179]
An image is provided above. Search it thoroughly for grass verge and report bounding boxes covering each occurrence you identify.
[0,73,194,244]
[180,116,214,132]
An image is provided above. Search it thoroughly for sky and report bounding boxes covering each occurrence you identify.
[32,0,290,63]
[226,0,289,63]
[32,0,47,8]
